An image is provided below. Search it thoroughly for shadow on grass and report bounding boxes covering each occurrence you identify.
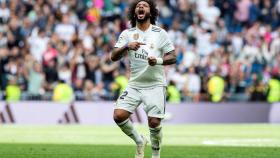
[0,143,279,158]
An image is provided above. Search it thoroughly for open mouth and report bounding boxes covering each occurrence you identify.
[137,10,145,19]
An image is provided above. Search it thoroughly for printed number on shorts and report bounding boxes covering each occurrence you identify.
[120,91,128,99]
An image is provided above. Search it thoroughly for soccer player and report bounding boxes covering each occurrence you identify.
[111,0,176,158]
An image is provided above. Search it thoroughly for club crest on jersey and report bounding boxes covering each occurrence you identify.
[133,33,139,40]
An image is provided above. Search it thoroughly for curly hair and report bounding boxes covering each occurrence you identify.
[128,0,159,27]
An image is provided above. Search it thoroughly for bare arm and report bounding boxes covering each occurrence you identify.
[163,50,176,65]
[110,46,129,62]
[148,50,177,66]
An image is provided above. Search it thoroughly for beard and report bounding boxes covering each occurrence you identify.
[136,12,150,23]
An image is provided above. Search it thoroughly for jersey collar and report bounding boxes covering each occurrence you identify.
[136,24,152,33]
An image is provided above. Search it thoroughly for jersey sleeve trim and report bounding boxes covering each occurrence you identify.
[114,30,129,48]
[152,26,161,32]
[128,27,136,31]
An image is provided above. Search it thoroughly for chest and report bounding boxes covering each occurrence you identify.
[128,31,161,57]
[129,31,159,51]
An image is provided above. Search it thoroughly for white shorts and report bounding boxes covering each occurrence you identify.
[115,86,166,119]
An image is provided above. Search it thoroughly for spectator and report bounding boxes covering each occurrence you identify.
[100,51,119,92]
[231,33,244,56]
[198,0,221,30]
[248,73,266,101]
[44,58,58,91]
[266,74,280,103]
[207,71,225,102]
[58,63,72,85]
[249,0,261,25]
[270,28,280,59]
[234,0,251,24]
[179,46,199,71]
[54,14,76,42]
[52,79,74,103]
[28,28,49,62]
[5,76,21,102]
[0,2,10,24]
[182,67,201,102]
[16,61,28,93]
[167,80,181,103]
[0,0,280,103]
[73,78,84,101]
[110,70,128,100]
[0,47,9,90]
[0,31,7,48]
[260,0,274,24]
[83,79,105,101]
[27,61,45,100]
[83,79,96,101]
[43,42,58,66]
[8,17,23,48]
[85,55,101,85]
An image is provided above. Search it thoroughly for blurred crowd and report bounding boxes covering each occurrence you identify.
[0,0,280,103]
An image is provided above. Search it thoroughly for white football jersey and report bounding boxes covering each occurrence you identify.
[114,25,175,88]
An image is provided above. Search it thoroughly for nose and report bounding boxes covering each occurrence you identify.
[138,4,144,8]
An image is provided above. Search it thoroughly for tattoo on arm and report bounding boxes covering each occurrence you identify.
[111,46,128,62]
[163,51,177,65]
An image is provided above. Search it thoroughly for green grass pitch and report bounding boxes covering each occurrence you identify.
[0,124,280,158]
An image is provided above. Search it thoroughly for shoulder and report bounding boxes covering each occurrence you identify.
[151,25,169,36]
[120,27,136,36]
[151,25,162,32]
[118,29,131,38]
[128,27,137,32]
[156,27,169,38]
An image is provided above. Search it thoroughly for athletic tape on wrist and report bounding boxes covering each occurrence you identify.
[156,58,163,65]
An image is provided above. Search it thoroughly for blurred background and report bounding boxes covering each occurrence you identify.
[0,0,280,104]
[0,1,279,157]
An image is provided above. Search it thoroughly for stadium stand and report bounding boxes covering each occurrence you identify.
[0,0,279,102]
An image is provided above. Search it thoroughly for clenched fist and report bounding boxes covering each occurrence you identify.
[147,56,157,66]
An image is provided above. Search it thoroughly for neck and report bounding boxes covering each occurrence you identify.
[136,20,151,31]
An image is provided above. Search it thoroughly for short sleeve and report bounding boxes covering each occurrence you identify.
[114,30,128,48]
[159,30,175,54]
